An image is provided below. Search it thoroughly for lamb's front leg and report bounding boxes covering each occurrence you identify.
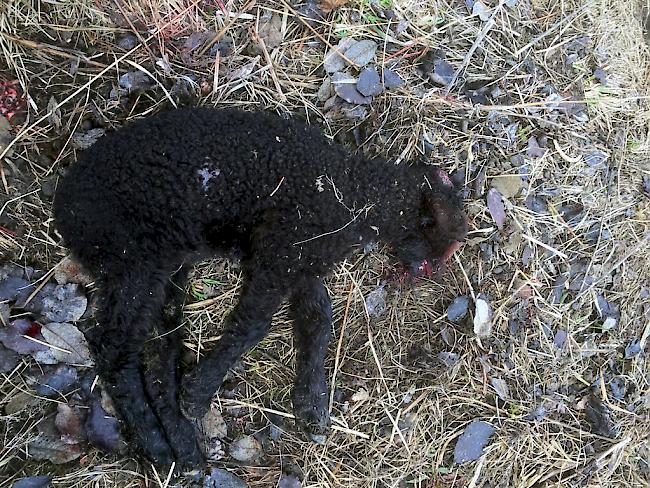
[290,276,333,443]
[180,269,284,418]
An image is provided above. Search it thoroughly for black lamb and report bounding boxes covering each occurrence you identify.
[53,107,468,468]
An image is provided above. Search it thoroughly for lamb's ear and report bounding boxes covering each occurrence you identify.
[432,167,454,189]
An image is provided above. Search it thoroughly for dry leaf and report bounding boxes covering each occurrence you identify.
[486,188,506,229]
[41,322,93,366]
[320,0,351,13]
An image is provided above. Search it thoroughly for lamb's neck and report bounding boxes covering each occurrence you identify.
[344,156,418,246]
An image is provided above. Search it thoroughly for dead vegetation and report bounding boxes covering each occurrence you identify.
[1,0,649,486]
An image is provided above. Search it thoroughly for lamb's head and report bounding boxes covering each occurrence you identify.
[392,167,468,277]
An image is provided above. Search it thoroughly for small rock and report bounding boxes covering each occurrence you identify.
[585,394,617,438]
[229,435,262,463]
[201,406,228,439]
[116,35,138,50]
[317,77,332,102]
[351,388,370,402]
[357,67,383,96]
[447,296,469,323]
[473,297,492,338]
[0,344,20,372]
[402,385,416,404]
[453,420,496,464]
[72,128,106,150]
[86,398,123,452]
[553,329,567,348]
[344,39,377,68]
[323,38,356,73]
[430,58,454,86]
[472,1,491,21]
[624,339,641,359]
[34,365,78,397]
[382,68,404,89]
[278,475,301,488]
[365,284,386,317]
[490,377,510,400]
[602,316,618,332]
[203,468,249,488]
[593,68,607,84]
[118,71,153,94]
[12,476,53,488]
[42,284,87,322]
[331,72,372,105]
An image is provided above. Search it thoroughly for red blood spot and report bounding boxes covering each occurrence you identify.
[24,322,41,337]
[418,259,433,276]
[0,80,26,120]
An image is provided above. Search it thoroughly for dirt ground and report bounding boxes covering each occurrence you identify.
[1,0,649,487]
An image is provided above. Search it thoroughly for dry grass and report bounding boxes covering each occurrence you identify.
[1,0,649,486]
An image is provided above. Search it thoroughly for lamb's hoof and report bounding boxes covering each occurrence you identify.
[296,415,330,444]
[167,420,205,470]
[139,435,175,467]
[293,390,330,444]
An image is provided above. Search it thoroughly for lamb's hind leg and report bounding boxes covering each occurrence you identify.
[142,264,204,467]
[290,276,332,443]
[90,261,195,466]
[181,263,285,419]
